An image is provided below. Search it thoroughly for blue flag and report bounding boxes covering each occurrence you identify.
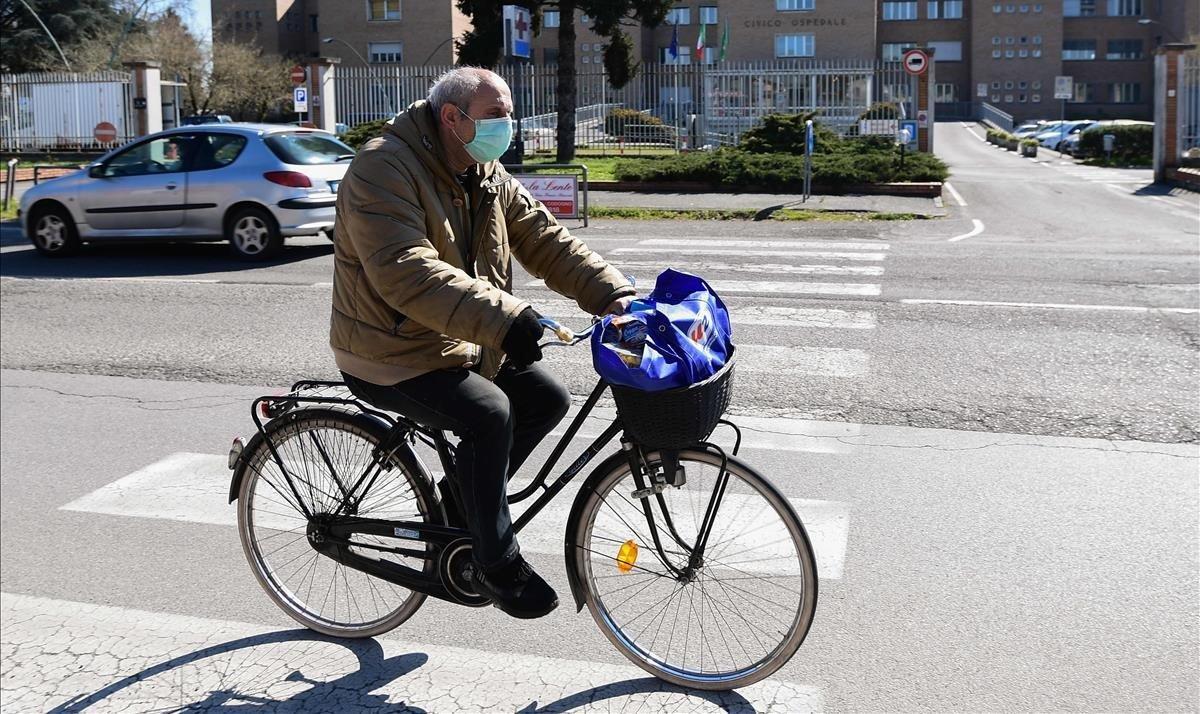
[668,20,679,61]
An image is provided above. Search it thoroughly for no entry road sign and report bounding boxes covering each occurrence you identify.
[903,49,929,76]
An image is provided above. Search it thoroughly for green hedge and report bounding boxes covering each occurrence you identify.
[739,112,841,154]
[342,119,389,150]
[1077,124,1152,163]
[612,147,947,188]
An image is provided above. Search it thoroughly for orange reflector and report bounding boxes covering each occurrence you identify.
[616,539,638,573]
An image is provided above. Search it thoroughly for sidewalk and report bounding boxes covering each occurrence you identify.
[590,190,946,217]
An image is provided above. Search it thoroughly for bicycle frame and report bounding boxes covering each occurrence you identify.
[238,376,740,608]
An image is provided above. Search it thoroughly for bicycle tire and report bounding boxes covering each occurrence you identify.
[237,409,437,638]
[573,448,817,690]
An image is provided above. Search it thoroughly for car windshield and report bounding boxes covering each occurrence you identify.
[264,132,356,165]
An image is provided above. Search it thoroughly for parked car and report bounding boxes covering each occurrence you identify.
[19,124,354,260]
[181,114,234,125]
[1061,120,1154,156]
[1035,120,1095,151]
[1013,121,1055,138]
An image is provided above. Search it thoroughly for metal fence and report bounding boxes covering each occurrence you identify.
[1181,53,1200,158]
[334,60,924,153]
[0,71,134,152]
[979,102,1014,131]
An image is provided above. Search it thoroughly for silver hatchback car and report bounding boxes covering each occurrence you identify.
[19,124,355,259]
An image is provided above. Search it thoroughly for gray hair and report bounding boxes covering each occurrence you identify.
[428,67,504,112]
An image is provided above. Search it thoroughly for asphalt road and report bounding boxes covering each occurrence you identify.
[1,122,1197,712]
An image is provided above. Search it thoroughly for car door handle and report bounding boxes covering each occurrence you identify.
[165,183,178,190]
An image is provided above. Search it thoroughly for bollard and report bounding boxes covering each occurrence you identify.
[3,158,17,212]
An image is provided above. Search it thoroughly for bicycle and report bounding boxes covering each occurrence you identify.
[226,319,818,691]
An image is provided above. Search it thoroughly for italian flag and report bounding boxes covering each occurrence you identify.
[696,23,706,56]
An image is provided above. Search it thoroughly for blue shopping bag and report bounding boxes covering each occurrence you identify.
[591,269,733,392]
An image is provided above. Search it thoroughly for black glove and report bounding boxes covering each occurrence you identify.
[502,307,545,367]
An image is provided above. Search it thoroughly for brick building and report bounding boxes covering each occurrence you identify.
[212,0,1198,121]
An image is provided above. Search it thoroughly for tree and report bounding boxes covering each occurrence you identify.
[0,0,120,73]
[456,0,671,163]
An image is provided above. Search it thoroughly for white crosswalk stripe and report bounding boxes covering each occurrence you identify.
[1,593,823,712]
[61,448,851,580]
[535,298,877,330]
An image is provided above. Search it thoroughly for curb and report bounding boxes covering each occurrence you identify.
[588,180,944,198]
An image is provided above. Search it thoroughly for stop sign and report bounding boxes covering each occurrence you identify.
[94,121,118,143]
[290,65,306,85]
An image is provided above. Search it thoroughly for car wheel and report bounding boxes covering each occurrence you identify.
[227,206,283,260]
[29,204,81,257]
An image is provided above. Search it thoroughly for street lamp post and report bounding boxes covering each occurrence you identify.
[323,37,395,123]
[1137,18,1183,46]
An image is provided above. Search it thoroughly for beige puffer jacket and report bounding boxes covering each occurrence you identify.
[330,100,634,379]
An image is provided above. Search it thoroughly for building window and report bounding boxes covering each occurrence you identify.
[1019,48,1028,56]
[1107,0,1141,15]
[1005,49,1015,57]
[1006,36,1015,43]
[993,49,1002,57]
[882,42,913,61]
[369,0,400,21]
[775,34,816,56]
[1063,0,1095,15]
[935,83,958,101]
[1005,80,1014,89]
[777,0,816,10]
[1070,81,1093,102]
[991,94,1001,102]
[309,14,318,32]
[882,1,919,20]
[1005,94,1013,102]
[1106,39,1143,59]
[662,45,692,64]
[1006,4,1015,11]
[665,6,691,24]
[543,10,560,27]
[1033,48,1042,56]
[1112,82,1141,102]
[582,43,590,51]
[1020,3,1029,10]
[927,41,962,60]
[700,6,719,24]
[1033,35,1042,44]
[369,41,402,63]
[1063,39,1096,60]
[993,36,1002,44]
[1034,2,1043,9]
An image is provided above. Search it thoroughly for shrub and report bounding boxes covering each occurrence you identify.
[1077,124,1153,162]
[858,102,902,121]
[740,112,841,154]
[342,119,389,150]
[1020,138,1038,147]
[612,146,948,188]
[604,108,672,142]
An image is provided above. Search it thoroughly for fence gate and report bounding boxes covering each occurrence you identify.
[335,60,924,154]
[1181,52,1200,161]
[0,71,134,153]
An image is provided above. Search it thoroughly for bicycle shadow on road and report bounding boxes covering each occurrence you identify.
[46,629,430,713]
[518,676,759,713]
[0,239,332,280]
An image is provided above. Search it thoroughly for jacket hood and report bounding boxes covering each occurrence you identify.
[385,100,503,190]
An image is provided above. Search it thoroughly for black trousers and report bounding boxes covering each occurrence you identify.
[342,363,570,569]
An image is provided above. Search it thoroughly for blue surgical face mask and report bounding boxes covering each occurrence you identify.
[454,106,513,164]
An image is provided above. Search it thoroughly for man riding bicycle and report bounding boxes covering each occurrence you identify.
[330,67,634,619]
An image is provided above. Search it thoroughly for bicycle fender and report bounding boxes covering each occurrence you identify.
[227,409,422,504]
[563,450,632,613]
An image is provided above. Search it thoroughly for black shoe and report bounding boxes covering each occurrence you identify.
[470,556,559,619]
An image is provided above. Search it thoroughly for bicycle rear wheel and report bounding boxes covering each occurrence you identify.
[573,449,817,690]
[237,409,436,638]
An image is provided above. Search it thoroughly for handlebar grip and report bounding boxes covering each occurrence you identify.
[538,317,575,343]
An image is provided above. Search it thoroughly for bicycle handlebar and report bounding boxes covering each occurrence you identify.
[538,317,598,348]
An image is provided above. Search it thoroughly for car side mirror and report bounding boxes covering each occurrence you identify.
[88,165,106,179]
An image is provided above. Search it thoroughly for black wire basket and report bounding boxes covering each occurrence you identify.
[610,353,736,450]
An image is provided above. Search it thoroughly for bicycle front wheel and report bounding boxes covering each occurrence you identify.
[573,449,817,690]
[237,409,436,638]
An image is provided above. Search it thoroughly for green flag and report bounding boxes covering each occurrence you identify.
[719,22,730,62]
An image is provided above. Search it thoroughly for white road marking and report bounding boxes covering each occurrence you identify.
[613,247,887,261]
[612,259,885,277]
[527,279,881,296]
[707,280,881,296]
[534,298,877,330]
[61,452,851,579]
[901,298,1200,314]
[947,218,985,243]
[1,593,823,713]
[636,239,889,250]
[544,342,869,378]
[943,182,968,207]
